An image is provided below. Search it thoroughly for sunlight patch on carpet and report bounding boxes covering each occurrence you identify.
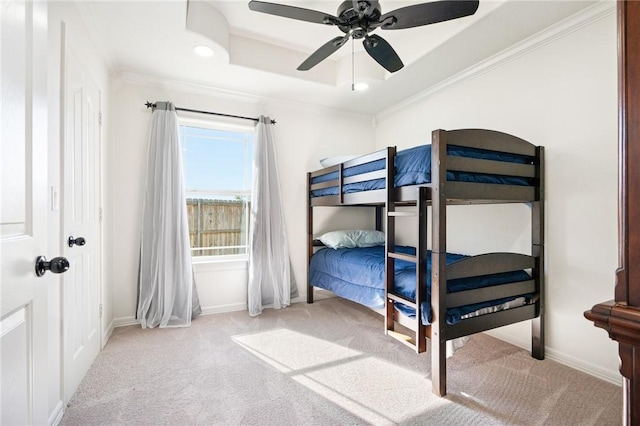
[232,328,362,372]
[232,328,452,423]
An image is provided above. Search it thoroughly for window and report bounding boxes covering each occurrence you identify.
[179,121,254,259]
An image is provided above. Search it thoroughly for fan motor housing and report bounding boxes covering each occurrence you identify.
[336,1,382,23]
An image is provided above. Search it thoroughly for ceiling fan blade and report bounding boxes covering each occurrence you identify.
[380,0,479,30]
[363,34,403,73]
[298,35,350,71]
[248,0,339,25]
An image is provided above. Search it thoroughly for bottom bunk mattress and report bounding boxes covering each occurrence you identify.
[309,245,532,325]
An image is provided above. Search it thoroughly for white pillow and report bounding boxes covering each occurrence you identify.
[317,230,385,249]
[319,155,359,168]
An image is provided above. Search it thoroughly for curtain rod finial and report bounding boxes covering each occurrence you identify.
[145,101,155,109]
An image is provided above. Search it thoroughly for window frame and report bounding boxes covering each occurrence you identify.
[178,116,255,264]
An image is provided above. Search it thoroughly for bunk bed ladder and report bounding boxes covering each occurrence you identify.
[385,186,429,354]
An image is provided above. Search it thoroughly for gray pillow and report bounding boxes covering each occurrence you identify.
[317,230,385,249]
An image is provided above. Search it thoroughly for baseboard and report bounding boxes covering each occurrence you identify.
[113,316,139,328]
[200,303,246,316]
[117,301,307,323]
[102,319,114,348]
[198,298,309,316]
[114,298,311,325]
[290,295,304,304]
[485,329,622,387]
[48,400,64,426]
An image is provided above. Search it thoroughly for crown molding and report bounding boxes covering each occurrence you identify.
[117,70,265,102]
[116,70,374,122]
[376,0,616,121]
[72,0,118,72]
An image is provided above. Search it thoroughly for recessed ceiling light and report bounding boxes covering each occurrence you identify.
[193,45,215,57]
[353,82,369,91]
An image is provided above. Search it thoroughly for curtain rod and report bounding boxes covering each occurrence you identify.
[145,101,276,125]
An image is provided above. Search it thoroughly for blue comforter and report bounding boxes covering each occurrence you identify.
[311,144,532,197]
[309,245,531,325]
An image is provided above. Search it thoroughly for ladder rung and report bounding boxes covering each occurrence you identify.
[387,330,416,349]
[388,251,417,263]
[388,293,417,309]
[388,211,416,217]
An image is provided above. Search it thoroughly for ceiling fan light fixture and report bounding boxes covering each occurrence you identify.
[193,45,215,57]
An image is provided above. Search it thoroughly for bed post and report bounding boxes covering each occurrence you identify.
[416,186,428,353]
[531,146,545,359]
[307,171,314,304]
[431,129,448,397]
[385,147,397,334]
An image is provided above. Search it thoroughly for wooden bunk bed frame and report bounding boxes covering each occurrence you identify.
[306,128,545,397]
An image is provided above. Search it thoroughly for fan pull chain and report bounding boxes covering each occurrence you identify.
[351,36,355,92]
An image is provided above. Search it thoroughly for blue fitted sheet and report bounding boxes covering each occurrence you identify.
[311,144,533,197]
[309,245,532,325]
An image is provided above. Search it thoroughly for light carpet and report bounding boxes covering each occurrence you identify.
[61,298,621,425]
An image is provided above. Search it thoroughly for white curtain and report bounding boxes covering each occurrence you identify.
[137,101,201,328]
[247,116,298,316]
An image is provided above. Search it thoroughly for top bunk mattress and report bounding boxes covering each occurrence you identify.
[311,144,534,198]
[309,245,532,325]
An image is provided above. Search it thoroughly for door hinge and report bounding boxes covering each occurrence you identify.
[98,112,103,127]
[98,207,103,223]
[99,304,103,319]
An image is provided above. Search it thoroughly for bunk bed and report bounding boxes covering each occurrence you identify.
[306,128,545,397]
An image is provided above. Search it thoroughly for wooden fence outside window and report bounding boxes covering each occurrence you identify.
[186,199,249,256]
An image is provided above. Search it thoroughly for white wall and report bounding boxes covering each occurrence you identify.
[108,78,376,323]
[47,1,111,423]
[374,11,619,382]
[104,0,621,388]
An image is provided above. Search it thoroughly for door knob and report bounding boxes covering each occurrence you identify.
[35,256,70,277]
[68,236,86,247]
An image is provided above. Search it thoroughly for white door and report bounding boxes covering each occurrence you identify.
[0,1,51,424]
[62,45,102,403]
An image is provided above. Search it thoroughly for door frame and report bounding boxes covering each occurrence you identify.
[58,23,105,405]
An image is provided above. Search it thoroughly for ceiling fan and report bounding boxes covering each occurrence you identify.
[248,0,480,73]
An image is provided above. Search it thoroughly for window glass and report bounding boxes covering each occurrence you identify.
[180,123,254,258]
